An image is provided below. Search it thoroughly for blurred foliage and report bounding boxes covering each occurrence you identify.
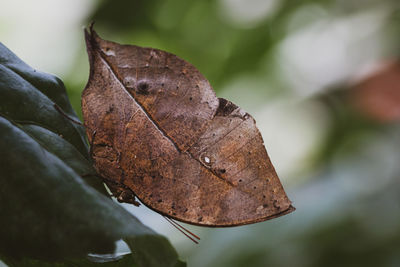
[64,0,400,116]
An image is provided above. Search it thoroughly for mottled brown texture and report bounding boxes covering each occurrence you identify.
[81,27,294,227]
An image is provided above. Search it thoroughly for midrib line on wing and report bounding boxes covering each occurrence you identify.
[97,49,234,187]
[98,52,182,153]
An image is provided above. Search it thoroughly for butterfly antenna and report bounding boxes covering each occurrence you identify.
[168,217,201,240]
[163,216,200,244]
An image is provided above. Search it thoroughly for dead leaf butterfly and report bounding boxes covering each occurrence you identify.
[82,26,294,242]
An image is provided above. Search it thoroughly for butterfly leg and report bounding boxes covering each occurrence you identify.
[117,189,141,206]
[103,179,141,206]
[53,103,83,125]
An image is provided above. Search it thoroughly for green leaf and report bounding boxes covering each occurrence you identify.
[125,235,187,267]
[2,252,186,267]
[19,123,107,195]
[0,115,144,259]
[0,42,184,266]
[0,43,88,157]
[2,253,137,267]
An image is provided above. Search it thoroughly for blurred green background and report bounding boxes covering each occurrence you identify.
[2,0,400,266]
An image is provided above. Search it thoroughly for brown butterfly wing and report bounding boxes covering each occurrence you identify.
[82,28,294,226]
